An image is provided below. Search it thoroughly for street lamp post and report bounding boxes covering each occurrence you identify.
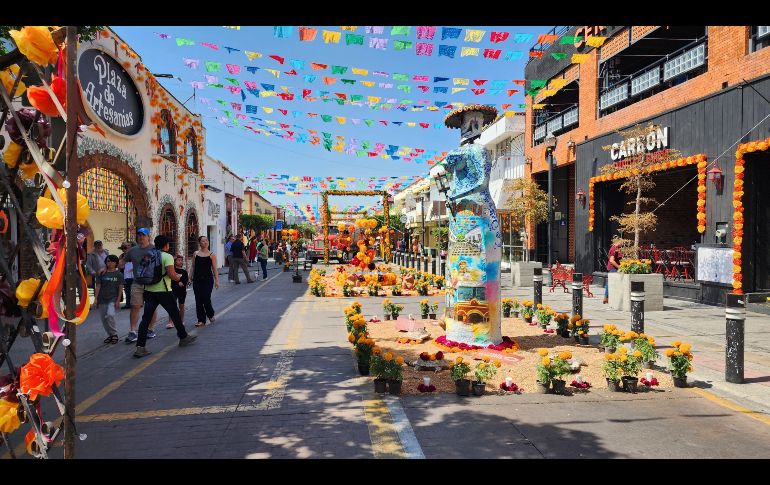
[544,133,557,270]
[418,195,426,255]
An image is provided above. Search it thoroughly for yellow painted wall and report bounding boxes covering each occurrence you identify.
[86,210,130,255]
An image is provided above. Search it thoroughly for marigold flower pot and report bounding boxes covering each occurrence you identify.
[357,362,370,376]
[391,313,400,320]
[622,376,639,393]
[551,378,567,395]
[388,379,402,395]
[524,316,533,324]
[644,361,655,369]
[606,378,622,392]
[421,313,429,319]
[560,330,571,338]
[512,311,520,318]
[455,379,471,396]
[673,376,688,388]
[574,335,580,343]
[605,347,616,354]
[471,381,486,396]
[535,381,552,394]
[429,313,437,320]
[503,309,511,318]
[579,336,589,345]
[374,378,388,393]
[384,314,391,321]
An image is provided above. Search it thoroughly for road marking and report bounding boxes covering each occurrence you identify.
[362,393,405,459]
[384,396,424,459]
[689,387,770,426]
[2,270,285,459]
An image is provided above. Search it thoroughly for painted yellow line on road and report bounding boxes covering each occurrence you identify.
[689,387,770,426]
[2,270,285,459]
[79,405,239,422]
[362,392,405,459]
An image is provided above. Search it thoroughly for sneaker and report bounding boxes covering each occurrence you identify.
[179,334,198,347]
[124,331,138,344]
[147,330,157,339]
[133,346,151,358]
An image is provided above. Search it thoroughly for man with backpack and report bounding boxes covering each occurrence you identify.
[123,228,159,343]
[133,235,197,358]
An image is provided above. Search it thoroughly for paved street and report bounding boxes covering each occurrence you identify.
[3,263,770,459]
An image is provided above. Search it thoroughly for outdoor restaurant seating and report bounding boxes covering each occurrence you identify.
[549,262,594,297]
[635,245,696,282]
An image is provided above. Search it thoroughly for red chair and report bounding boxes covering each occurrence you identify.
[677,248,695,281]
[663,249,680,280]
[582,274,594,297]
[652,248,667,278]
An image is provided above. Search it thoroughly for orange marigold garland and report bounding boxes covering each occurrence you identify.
[696,157,708,233]
[19,353,64,401]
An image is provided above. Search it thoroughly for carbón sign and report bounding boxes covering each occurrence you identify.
[610,126,670,161]
[78,49,144,136]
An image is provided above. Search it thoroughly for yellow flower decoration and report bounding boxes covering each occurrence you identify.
[679,343,691,354]
[672,341,682,348]
[541,357,551,366]
[632,350,642,358]
[537,348,549,357]
[384,352,393,361]
[395,356,404,365]
[665,348,675,357]
[0,65,26,96]
[456,357,463,364]
[558,351,572,361]
[9,26,59,66]
[0,399,21,433]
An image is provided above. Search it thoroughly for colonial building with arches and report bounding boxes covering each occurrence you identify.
[75,28,206,260]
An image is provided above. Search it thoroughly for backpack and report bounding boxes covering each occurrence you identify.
[134,248,166,286]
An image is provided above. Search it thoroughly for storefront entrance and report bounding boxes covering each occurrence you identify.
[744,153,770,291]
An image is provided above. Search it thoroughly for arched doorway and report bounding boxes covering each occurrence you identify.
[186,209,199,259]
[78,166,139,255]
[159,204,177,256]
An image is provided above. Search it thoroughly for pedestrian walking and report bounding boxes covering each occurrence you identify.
[118,242,134,308]
[604,242,623,304]
[134,235,197,358]
[190,235,219,327]
[257,238,269,280]
[225,235,235,282]
[248,236,257,266]
[94,255,123,345]
[123,228,159,343]
[230,235,255,284]
[170,254,189,329]
[86,240,109,288]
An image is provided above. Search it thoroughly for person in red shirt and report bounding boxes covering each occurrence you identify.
[604,243,622,304]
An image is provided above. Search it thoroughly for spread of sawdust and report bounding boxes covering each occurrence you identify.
[365,316,676,396]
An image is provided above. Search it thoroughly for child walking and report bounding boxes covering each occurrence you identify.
[94,254,124,344]
[170,254,189,328]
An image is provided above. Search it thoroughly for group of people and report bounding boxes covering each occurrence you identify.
[90,228,221,358]
[223,234,270,283]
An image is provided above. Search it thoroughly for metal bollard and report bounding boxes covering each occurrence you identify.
[533,267,543,307]
[423,255,429,273]
[725,293,746,384]
[572,272,583,319]
[431,258,437,276]
[440,261,446,279]
[630,281,645,334]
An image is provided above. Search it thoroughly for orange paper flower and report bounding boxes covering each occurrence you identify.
[9,26,59,66]
[19,353,64,401]
[27,75,66,117]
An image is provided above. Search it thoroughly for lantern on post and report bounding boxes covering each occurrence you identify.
[707,164,724,195]
[576,187,586,209]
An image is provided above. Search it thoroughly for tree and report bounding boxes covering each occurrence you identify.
[504,178,555,261]
[239,214,274,237]
[431,227,448,250]
[600,123,681,259]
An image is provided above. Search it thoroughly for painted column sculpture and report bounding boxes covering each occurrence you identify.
[442,105,502,346]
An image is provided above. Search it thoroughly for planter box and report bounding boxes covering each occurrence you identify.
[608,273,664,312]
[513,261,543,287]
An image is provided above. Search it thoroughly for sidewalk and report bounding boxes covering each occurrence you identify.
[502,282,770,417]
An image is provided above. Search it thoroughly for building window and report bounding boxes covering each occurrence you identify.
[186,210,199,258]
[663,44,706,81]
[183,129,198,173]
[750,26,770,52]
[160,205,177,256]
[158,109,175,156]
[531,79,579,146]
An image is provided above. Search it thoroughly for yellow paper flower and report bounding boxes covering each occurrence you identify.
[0,65,26,96]
[36,188,90,229]
[0,399,21,433]
[9,26,59,66]
[3,141,23,169]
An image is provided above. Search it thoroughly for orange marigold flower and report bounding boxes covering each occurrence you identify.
[541,357,551,366]
[384,352,393,361]
[558,351,572,361]
[395,356,404,365]
[537,348,549,357]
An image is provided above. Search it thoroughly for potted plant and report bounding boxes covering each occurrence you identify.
[521,300,535,324]
[609,259,663,311]
[354,335,375,375]
[549,351,573,395]
[502,298,513,318]
[633,333,660,369]
[600,324,622,353]
[369,349,390,393]
[511,298,521,318]
[367,283,381,297]
[535,304,554,329]
[350,301,362,314]
[618,348,644,393]
[382,299,393,320]
[372,351,405,395]
[472,358,500,396]
[419,299,430,319]
[391,304,404,320]
[429,301,438,320]
[572,318,590,345]
[554,313,570,338]
[450,357,472,396]
[602,352,623,392]
[391,284,402,296]
[416,281,430,296]
[535,349,554,394]
[666,341,693,388]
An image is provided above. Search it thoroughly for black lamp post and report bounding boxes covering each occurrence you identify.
[544,132,557,269]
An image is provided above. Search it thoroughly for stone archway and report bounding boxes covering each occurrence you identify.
[159,203,178,256]
[185,208,200,259]
[79,152,152,229]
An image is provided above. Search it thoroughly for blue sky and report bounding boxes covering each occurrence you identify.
[112,26,548,217]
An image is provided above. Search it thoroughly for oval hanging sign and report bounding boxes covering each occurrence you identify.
[78,49,144,136]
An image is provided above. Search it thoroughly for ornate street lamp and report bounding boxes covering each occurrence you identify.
[544,132,557,269]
